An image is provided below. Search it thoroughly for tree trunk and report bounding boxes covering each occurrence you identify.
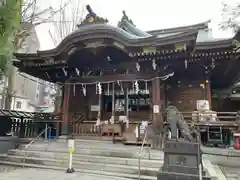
[1,77,7,108]
[5,66,15,110]
[53,86,62,113]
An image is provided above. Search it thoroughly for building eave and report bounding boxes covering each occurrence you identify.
[196,39,235,50]
[147,20,210,36]
[13,28,199,68]
[155,30,198,46]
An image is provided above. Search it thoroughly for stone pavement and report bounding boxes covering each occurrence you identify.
[0,167,135,180]
[220,166,240,180]
[0,165,238,180]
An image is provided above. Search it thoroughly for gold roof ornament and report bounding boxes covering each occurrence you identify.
[77,5,108,27]
[119,10,135,26]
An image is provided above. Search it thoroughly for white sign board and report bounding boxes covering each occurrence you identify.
[196,100,209,110]
[140,121,148,135]
[68,139,75,153]
[153,105,159,114]
[91,105,100,111]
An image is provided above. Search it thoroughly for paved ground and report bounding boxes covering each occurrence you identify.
[0,167,133,180]
[220,166,240,180]
[0,165,239,180]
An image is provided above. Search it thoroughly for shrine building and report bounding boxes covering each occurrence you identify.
[13,5,240,144]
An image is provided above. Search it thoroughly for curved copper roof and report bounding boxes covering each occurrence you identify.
[37,23,157,56]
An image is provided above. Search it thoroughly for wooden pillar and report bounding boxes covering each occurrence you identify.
[111,83,115,121]
[124,87,129,117]
[61,83,70,136]
[152,78,162,123]
[19,117,25,138]
[152,78,163,148]
[97,91,103,121]
[205,80,212,109]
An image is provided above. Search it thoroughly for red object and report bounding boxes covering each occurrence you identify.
[233,133,240,150]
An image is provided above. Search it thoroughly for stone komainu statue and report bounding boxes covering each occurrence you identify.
[164,105,196,141]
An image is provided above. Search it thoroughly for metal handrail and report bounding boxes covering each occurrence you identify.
[138,129,150,180]
[22,126,50,167]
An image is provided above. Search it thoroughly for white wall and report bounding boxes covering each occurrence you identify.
[11,97,35,112]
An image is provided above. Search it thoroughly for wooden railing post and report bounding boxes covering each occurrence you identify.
[56,122,60,138]
[19,117,25,138]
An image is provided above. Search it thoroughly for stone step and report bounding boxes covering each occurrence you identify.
[206,154,240,167]
[0,165,18,173]
[19,144,161,160]
[21,139,150,148]
[202,147,240,157]
[0,155,159,176]
[8,149,162,168]
[20,145,153,156]
[19,142,151,152]
[0,160,157,180]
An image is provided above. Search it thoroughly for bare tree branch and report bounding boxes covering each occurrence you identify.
[33,1,71,26]
[48,0,85,46]
[220,1,240,32]
[46,0,85,112]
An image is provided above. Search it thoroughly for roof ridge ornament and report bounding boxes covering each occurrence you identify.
[77,5,108,28]
[119,10,135,26]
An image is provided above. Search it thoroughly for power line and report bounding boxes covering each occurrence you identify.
[18,72,58,89]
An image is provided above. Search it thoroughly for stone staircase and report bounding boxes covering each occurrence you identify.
[0,140,164,180]
[202,146,240,167]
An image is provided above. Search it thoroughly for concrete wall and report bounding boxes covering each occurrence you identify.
[11,97,35,112]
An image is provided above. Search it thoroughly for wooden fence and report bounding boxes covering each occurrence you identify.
[11,118,62,138]
[5,111,240,138]
[72,111,240,136]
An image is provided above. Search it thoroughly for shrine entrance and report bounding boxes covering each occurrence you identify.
[13,5,240,147]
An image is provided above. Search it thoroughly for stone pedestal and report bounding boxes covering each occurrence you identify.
[157,140,211,180]
[57,135,69,142]
[0,136,19,153]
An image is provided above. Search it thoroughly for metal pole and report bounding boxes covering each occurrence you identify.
[66,139,75,173]
[45,124,48,141]
[69,152,73,169]
[49,126,52,139]
[197,112,202,180]
[138,155,140,180]
[198,143,202,180]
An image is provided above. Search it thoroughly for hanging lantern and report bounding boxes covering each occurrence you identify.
[136,62,140,71]
[152,59,157,70]
[184,60,188,69]
[82,84,87,96]
[134,80,139,93]
[97,82,102,94]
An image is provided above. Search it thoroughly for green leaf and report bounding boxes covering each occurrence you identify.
[0,0,22,78]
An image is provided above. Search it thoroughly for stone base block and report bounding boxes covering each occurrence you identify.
[157,170,211,180]
[0,136,19,153]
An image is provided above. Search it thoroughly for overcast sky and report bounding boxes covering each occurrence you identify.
[35,0,235,50]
